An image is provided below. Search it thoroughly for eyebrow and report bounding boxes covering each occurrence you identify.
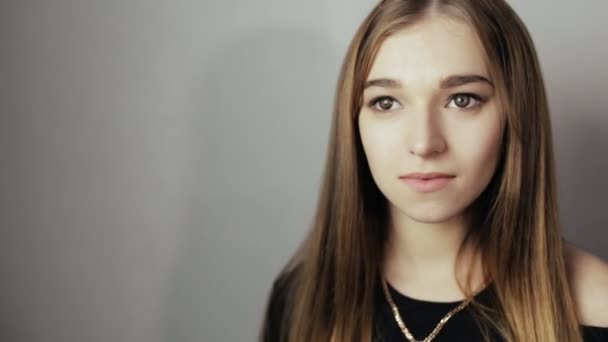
[364,74,493,90]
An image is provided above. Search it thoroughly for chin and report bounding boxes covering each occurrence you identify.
[407,211,458,224]
[392,201,467,224]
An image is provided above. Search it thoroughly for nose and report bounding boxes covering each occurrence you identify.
[407,107,446,158]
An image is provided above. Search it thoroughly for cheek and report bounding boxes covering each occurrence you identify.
[359,121,400,173]
[454,120,503,178]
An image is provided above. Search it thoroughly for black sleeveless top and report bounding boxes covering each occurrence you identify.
[373,278,608,341]
[262,272,608,342]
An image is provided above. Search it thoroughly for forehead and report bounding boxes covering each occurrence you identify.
[367,15,489,83]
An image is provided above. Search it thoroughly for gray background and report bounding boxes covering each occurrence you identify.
[0,0,606,341]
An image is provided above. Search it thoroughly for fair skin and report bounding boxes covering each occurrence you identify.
[358,14,608,326]
[359,14,501,301]
[565,242,608,327]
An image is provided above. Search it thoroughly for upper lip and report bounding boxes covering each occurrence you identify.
[400,172,454,179]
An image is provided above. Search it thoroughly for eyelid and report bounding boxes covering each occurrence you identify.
[367,95,401,112]
[446,93,485,109]
[366,93,485,113]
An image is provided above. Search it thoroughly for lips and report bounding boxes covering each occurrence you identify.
[400,172,454,180]
[399,172,455,193]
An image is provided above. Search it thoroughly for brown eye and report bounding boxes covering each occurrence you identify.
[379,98,393,110]
[447,93,483,110]
[369,96,399,112]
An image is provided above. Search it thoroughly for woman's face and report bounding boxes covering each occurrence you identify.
[358,15,504,224]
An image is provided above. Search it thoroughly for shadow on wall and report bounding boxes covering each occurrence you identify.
[164,28,338,341]
[554,97,608,260]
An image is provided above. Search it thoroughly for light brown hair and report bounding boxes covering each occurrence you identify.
[259,0,583,341]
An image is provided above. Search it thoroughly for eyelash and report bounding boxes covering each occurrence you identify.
[367,93,485,112]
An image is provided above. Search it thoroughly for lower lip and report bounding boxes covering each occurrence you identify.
[400,176,454,193]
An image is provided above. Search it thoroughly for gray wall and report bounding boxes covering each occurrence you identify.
[0,1,606,341]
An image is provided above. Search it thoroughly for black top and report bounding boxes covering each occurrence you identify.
[374,279,608,342]
[262,272,608,342]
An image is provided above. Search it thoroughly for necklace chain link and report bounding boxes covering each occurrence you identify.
[381,278,480,342]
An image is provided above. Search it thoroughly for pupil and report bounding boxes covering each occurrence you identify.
[456,95,470,107]
[381,99,392,109]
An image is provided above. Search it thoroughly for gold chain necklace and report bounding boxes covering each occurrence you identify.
[381,278,481,342]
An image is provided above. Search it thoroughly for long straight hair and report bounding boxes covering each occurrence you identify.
[259,0,583,341]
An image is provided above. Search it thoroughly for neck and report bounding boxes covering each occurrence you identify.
[382,206,485,299]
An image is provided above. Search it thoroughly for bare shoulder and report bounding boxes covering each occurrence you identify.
[564,242,608,327]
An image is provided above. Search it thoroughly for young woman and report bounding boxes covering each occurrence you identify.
[259,0,608,341]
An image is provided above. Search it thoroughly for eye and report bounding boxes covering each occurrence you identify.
[447,93,484,109]
[368,96,401,112]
